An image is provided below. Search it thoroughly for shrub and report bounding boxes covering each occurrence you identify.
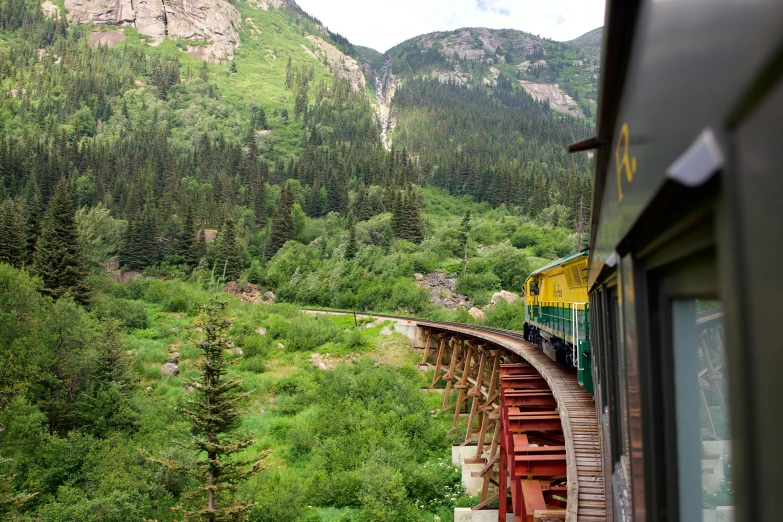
[344,329,368,350]
[269,314,342,351]
[242,356,267,374]
[484,300,526,331]
[485,244,531,290]
[91,294,148,329]
[456,272,501,301]
[511,223,541,249]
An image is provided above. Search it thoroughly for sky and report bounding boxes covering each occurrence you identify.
[294,0,606,52]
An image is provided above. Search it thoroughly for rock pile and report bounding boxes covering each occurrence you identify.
[416,270,471,310]
[225,282,276,304]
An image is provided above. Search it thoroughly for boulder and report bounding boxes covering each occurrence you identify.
[145,386,153,393]
[228,347,243,357]
[226,281,240,294]
[255,327,267,336]
[185,386,195,393]
[160,363,179,377]
[168,353,180,363]
[277,343,284,349]
[414,273,425,281]
[469,307,486,321]
[263,291,276,303]
[491,290,520,305]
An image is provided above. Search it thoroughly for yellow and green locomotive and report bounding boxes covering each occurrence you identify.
[522,250,592,393]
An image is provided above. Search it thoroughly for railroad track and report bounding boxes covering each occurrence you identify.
[304,309,606,522]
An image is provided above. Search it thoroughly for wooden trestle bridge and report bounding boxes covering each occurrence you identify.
[306,312,606,522]
[414,321,606,522]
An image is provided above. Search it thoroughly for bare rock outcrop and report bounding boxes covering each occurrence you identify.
[417,270,471,310]
[518,80,584,117]
[65,0,241,62]
[304,35,366,92]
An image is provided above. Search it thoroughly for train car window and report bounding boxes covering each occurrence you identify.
[606,286,623,463]
[671,299,732,522]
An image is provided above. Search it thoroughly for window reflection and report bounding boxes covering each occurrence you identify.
[672,299,732,522]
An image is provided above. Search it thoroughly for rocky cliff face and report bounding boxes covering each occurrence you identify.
[373,27,602,119]
[304,35,366,93]
[65,0,241,62]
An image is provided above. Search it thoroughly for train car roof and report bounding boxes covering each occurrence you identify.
[526,250,589,281]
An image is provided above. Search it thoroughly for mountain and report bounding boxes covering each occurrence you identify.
[0,0,599,270]
[566,27,604,56]
[374,27,602,119]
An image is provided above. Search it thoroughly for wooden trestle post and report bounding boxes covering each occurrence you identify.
[452,340,475,427]
[420,331,432,366]
[442,337,461,411]
[429,335,447,389]
[465,346,488,441]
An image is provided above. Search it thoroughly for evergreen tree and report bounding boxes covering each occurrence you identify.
[120,205,157,271]
[390,191,403,237]
[22,181,42,262]
[215,218,243,281]
[381,226,393,253]
[345,216,357,261]
[195,229,208,264]
[265,183,294,259]
[142,298,268,522]
[0,199,26,267]
[357,189,373,222]
[182,203,198,268]
[400,188,423,244]
[33,179,90,304]
[459,210,472,276]
[0,457,36,518]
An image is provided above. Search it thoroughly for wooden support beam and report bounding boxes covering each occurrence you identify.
[419,332,432,365]
[428,336,447,389]
[465,349,488,442]
[452,343,474,427]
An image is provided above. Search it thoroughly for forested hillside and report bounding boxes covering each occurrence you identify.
[0,0,600,519]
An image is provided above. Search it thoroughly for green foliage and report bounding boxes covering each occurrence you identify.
[74,203,127,271]
[90,293,149,330]
[483,300,527,330]
[33,180,90,304]
[142,297,267,522]
[215,218,244,281]
[269,313,343,352]
[0,199,26,268]
[484,244,532,291]
[457,272,501,303]
[267,183,295,259]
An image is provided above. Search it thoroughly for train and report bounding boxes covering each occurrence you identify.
[522,251,593,393]
[560,0,783,520]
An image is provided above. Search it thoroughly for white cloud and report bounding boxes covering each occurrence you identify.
[293,0,606,52]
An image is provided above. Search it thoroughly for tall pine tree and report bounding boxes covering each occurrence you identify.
[215,218,243,281]
[265,183,294,259]
[0,199,26,267]
[142,298,268,522]
[33,179,90,304]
